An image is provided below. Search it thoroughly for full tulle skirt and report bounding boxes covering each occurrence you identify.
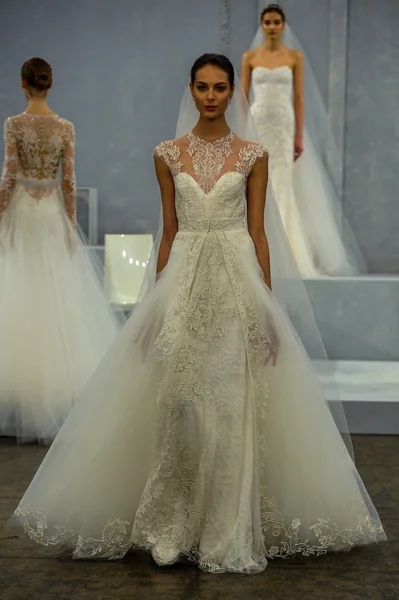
[0,185,123,443]
[8,228,385,572]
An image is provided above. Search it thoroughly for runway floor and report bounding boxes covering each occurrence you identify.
[1,435,398,600]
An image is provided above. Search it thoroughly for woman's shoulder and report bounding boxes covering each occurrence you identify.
[52,115,75,133]
[4,115,17,129]
[153,138,186,176]
[2,116,20,139]
[3,114,28,128]
[242,47,262,67]
[4,113,74,129]
[154,135,187,158]
[243,47,261,59]
[285,47,303,63]
[233,135,268,157]
[58,115,74,126]
[231,136,268,175]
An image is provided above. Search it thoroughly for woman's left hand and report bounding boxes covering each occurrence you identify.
[294,136,304,161]
[265,321,280,367]
[68,228,77,255]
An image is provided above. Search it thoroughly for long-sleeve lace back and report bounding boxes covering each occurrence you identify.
[0,113,77,225]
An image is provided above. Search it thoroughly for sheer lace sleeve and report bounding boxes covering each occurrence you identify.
[62,122,77,228]
[154,141,182,176]
[0,119,18,217]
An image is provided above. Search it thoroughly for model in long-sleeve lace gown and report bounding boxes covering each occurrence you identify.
[8,131,385,573]
[0,114,122,443]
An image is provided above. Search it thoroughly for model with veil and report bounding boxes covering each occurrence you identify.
[0,58,124,444]
[7,54,385,574]
[242,4,365,276]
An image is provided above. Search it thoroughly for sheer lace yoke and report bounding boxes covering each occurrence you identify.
[9,114,73,182]
[155,132,266,194]
[0,112,77,225]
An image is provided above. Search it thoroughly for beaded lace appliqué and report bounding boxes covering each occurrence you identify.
[0,114,77,226]
[186,131,234,194]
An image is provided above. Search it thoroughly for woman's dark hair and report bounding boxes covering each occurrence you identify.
[260,4,286,23]
[190,54,235,87]
[21,57,53,92]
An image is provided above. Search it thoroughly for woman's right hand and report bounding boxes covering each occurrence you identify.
[68,228,77,255]
[265,321,280,366]
[294,135,304,161]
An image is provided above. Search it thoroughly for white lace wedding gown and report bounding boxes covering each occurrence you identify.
[251,66,357,276]
[0,113,122,443]
[9,132,385,573]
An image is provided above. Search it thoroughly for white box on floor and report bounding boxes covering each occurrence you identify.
[104,234,154,307]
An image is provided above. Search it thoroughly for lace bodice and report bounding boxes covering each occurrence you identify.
[0,113,77,226]
[251,66,293,111]
[250,66,295,188]
[154,132,267,229]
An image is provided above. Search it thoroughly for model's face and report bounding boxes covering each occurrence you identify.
[190,65,234,121]
[262,11,285,41]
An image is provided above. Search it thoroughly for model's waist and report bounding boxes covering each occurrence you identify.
[251,94,292,108]
[178,217,246,232]
[17,175,59,189]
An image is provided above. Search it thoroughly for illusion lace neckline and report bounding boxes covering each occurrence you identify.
[185,130,236,194]
[22,112,58,118]
[188,130,234,146]
[253,65,292,73]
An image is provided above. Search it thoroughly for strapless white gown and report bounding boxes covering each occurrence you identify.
[251,66,358,276]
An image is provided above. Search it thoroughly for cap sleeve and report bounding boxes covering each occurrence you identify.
[154,140,182,177]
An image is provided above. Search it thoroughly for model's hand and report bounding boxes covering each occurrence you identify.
[68,228,77,255]
[265,321,280,367]
[294,135,304,161]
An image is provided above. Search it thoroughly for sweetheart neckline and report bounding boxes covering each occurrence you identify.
[252,65,293,75]
[174,171,244,197]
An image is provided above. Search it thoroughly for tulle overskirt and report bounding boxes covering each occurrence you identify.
[8,227,385,572]
[0,186,122,442]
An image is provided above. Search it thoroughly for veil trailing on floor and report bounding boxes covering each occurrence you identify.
[138,65,354,459]
[250,25,366,274]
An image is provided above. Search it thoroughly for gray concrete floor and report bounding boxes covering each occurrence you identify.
[1,435,398,600]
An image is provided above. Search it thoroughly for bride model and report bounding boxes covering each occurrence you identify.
[8,54,385,574]
[0,57,123,443]
[242,4,364,276]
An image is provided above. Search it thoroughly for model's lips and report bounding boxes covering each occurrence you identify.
[205,106,217,111]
